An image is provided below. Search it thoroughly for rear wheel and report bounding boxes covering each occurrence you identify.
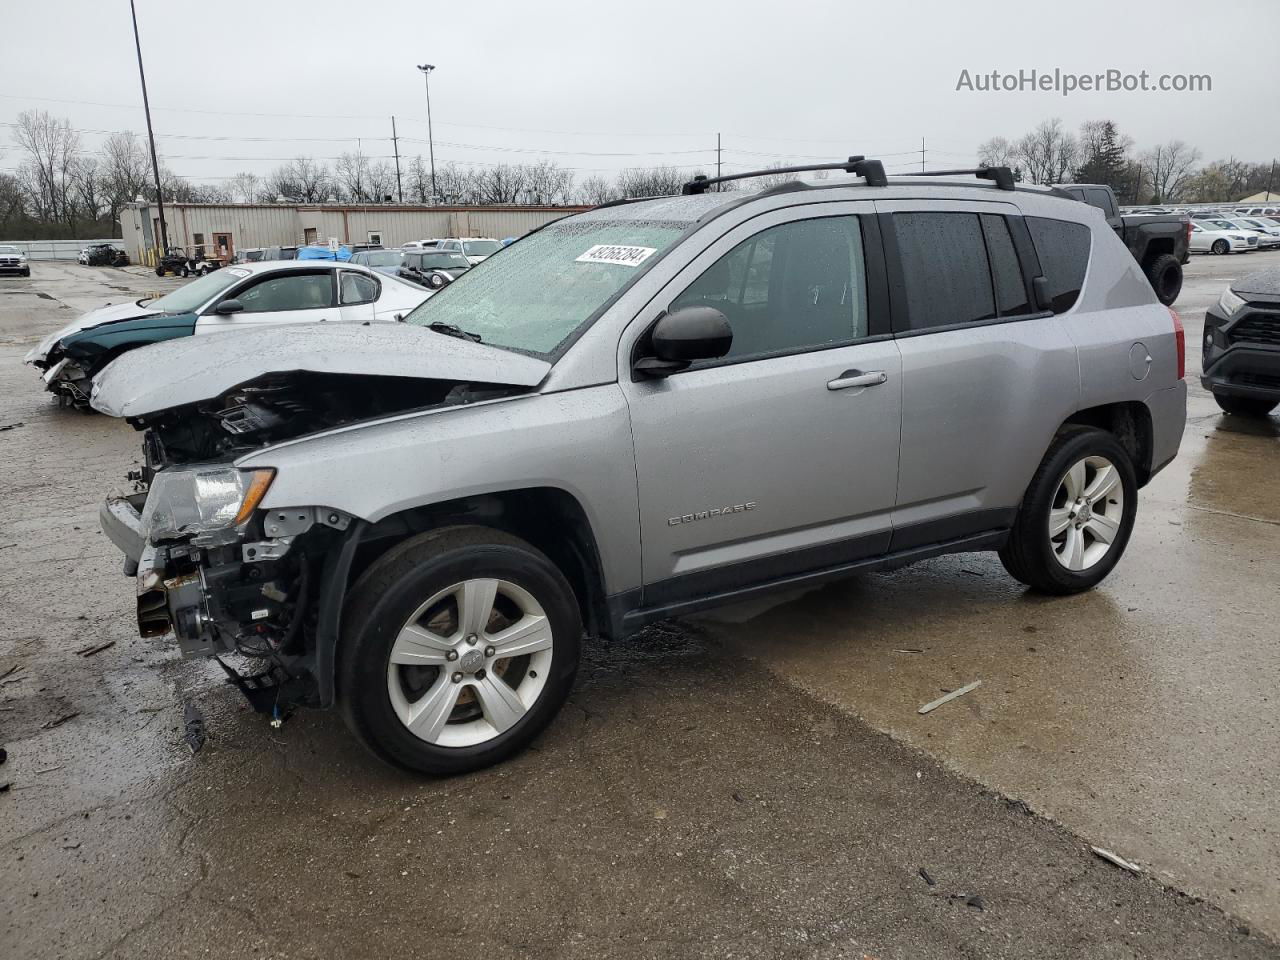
[1211,239,1230,255]
[999,427,1137,594]
[339,526,581,775]
[155,265,164,276]
[1213,392,1277,418]
[1144,253,1182,305]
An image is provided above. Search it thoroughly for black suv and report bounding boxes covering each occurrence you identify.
[398,250,471,289]
[1203,269,1280,417]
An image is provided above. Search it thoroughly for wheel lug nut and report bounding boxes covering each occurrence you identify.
[451,672,463,683]
[446,650,459,661]
[475,669,486,681]
[466,634,478,645]
[484,646,495,657]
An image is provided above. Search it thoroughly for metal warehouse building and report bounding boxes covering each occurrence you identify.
[121,201,589,263]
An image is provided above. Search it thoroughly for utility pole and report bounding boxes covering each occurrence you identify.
[921,136,926,173]
[716,133,722,191]
[416,64,438,203]
[129,0,167,257]
[1268,159,1276,201]
[391,116,403,203]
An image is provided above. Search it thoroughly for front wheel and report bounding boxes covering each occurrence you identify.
[1211,239,1230,255]
[338,526,581,775]
[999,427,1138,594]
[155,265,165,276]
[1214,392,1277,418]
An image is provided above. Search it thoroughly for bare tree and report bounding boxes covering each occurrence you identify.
[473,164,527,204]
[1139,140,1201,203]
[1013,119,1078,185]
[977,136,1016,170]
[229,171,261,203]
[433,163,475,204]
[577,174,616,205]
[616,166,700,198]
[70,156,103,224]
[285,157,331,202]
[335,151,370,201]
[522,160,574,205]
[12,109,81,225]
[365,161,397,202]
[100,131,151,223]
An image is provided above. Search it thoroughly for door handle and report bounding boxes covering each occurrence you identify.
[827,369,888,391]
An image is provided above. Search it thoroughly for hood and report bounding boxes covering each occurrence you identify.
[1234,269,1280,297]
[91,321,551,418]
[25,300,164,364]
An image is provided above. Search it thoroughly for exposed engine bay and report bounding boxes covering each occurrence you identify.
[111,371,531,715]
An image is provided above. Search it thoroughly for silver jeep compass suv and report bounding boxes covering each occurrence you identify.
[93,158,1187,774]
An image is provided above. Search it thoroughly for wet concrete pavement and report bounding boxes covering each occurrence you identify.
[1,260,1278,958]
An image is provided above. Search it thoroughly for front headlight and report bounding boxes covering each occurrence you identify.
[1217,288,1246,316]
[140,465,274,542]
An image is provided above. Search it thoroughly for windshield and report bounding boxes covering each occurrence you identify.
[403,219,686,355]
[359,251,403,266]
[0,246,18,254]
[463,240,502,257]
[1209,221,1237,231]
[422,252,469,269]
[148,268,249,313]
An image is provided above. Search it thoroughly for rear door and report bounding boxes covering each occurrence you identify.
[337,269,378,323]
[196,268,338,333]
[878,201,1079,549]
[620,203,903,605]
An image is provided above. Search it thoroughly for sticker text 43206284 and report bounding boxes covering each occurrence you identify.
[575,244,657,267]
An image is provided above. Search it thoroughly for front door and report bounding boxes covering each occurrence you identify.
[213,232,233,262]
[196,268,337,333]
[621,205,902,607]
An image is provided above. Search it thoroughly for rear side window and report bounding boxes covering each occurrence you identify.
[1085,189,1114,217]
[1026,217,1091,313]
[340,271,378,305]
[894,212,995,330]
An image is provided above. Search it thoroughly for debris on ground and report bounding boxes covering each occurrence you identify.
[731,791,745,803]
[918,867,936,886]
[0,664,20,680]
[894,648,925,654]
[0,421,24,431]
[75,641,115,658]
[183,703,207,754]
[0,782,10,794]
[40,712,79,730]
[1091,845,1142,874]
[918,680,983,715]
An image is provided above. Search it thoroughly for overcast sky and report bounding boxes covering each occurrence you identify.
[3,0,1277,187]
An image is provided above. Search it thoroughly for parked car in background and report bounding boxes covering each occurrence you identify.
[402,239,444,252]
[25,261,429,407]
[1234,206,1280,217]
[1228,217,1280,248]
[0,245,30,277]
[1056,183,1189,305]
[397,249,471,288]
[351,249,404,277]
[88,162,1186,775]
[233,248,267,264]
[1203,270,1280,418]
[85,244,130,267]
[1201,219,1262,250]
[262,246,299,261]
[77,247,90,265]
[1190,222,1256,255]
[437,237,502,264]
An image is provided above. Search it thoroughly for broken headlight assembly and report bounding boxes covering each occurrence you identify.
[140,465,274,543]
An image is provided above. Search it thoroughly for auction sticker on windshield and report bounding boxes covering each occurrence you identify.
[575,244,657,267]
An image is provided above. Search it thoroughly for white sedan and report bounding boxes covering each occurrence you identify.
[26,260,433,406]
[1189,222,1258,255]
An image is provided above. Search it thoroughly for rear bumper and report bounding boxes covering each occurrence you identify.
[1145,379,1187,480]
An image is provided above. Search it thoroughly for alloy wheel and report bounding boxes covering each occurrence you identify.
[386,578,553,747]
[1049,455,1125,571]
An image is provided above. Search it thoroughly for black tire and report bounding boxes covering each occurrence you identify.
[999,426,1138,595]
[1211,239,1229,255]
[1144,253,1182,306]
[180,265,190,278]
[1213,392,1277,418]
[155,265,165,276]
[338,525,581,775]
[21,269,30,277]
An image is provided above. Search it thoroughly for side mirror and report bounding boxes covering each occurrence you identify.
[1032,276,1053,312]
[634,305,733,378]
[215,299,244,315]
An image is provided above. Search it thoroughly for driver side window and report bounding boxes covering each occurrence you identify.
[669,215,868,362]
[237,272,334,313]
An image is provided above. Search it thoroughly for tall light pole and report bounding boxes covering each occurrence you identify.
[129,0,168,256]
[416,64,438,203]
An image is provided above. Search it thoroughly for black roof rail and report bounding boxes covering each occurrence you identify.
[681,156,888,195]
[893,166,1017,191]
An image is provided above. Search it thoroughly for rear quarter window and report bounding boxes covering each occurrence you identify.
[1026,217,1092,313]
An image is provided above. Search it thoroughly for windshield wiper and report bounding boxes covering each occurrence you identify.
[428,321,482,343]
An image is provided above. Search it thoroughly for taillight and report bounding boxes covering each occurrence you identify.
[1168,307,1185,379]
